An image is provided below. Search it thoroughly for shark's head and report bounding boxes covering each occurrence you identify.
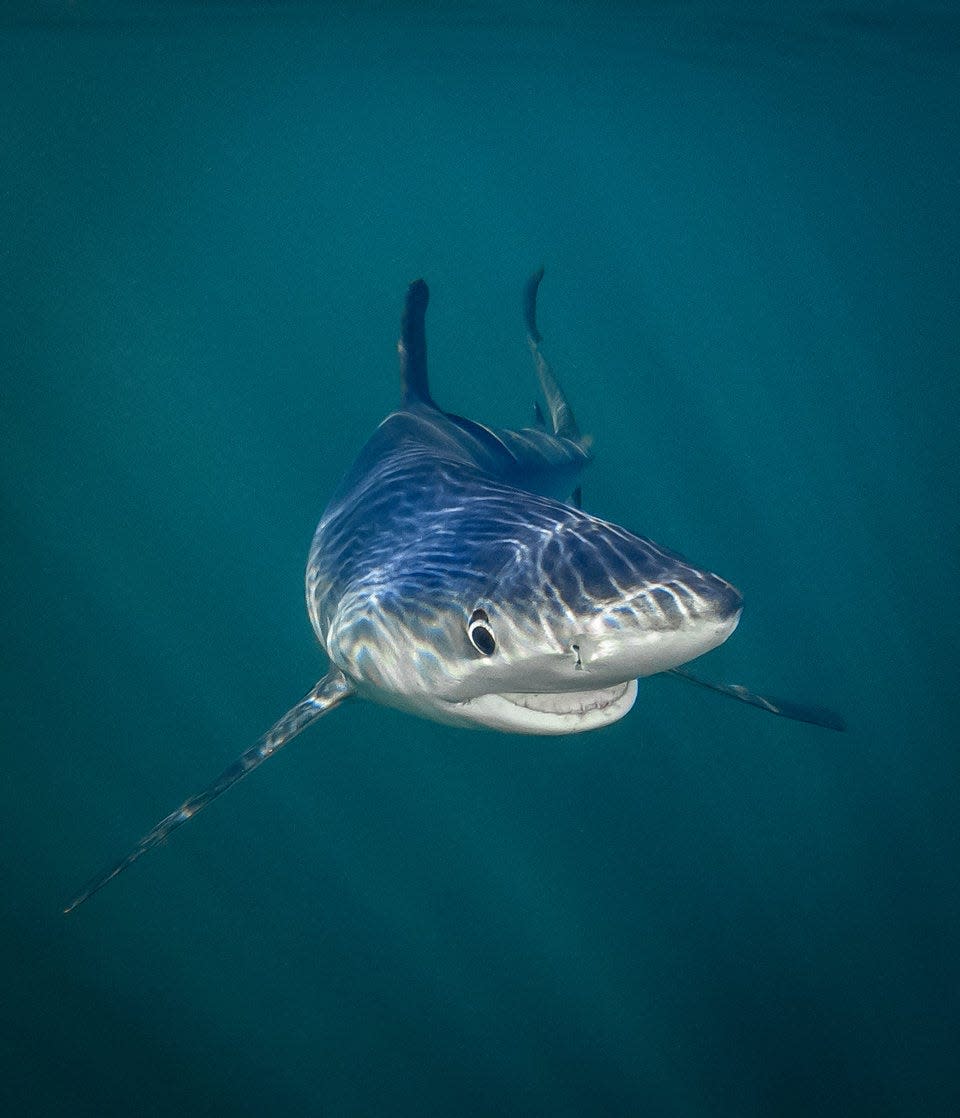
[321,506,742,735]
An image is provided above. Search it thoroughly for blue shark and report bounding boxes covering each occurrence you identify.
[65,271,843,912]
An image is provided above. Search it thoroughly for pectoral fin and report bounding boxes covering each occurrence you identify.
[64,669,355,913]
[668,665,846,731]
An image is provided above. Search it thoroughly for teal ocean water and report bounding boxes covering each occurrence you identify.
[3,3,958,1115]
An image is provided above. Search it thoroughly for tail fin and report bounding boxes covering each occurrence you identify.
[524,268,581,441]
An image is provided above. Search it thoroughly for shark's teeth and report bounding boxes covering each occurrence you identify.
[453,679,638,735]
[498,685,631,717]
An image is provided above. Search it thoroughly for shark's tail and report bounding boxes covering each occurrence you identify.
[524,268,582,443]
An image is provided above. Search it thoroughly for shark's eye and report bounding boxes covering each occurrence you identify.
[468,608,496,656]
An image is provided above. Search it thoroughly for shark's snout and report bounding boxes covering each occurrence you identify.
[629,570,743,632]
[694,572,743,628]
[710,577,744,623]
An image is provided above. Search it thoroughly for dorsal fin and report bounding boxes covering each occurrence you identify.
[398,279,435,407]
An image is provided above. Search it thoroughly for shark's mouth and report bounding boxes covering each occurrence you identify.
[454,679,638,735]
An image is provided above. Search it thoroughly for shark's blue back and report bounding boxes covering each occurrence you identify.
[307,403,591,640]
[305,276,595,653]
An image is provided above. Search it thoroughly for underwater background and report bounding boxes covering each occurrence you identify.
[3,2,958,1115]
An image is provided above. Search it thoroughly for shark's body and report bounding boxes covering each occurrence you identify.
[65,272,842,913]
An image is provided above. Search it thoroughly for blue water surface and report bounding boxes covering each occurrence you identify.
[2,2,958,1115]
